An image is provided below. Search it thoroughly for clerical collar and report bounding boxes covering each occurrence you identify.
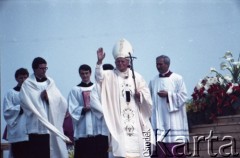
[78,82,93,87]
[13,86,21,92]
[35,76,48,82]
[159,70,172,78]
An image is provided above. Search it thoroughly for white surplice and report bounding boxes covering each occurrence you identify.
[95,64,155,158]
[68,84,108,139]
[19,74,69,158]
[3,89,28,143]
[149,73,189,143]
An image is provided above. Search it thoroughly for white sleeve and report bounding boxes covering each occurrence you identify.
[90,85,103,119]
[95,64,104,83]
[168,77,188,112]
[3,91,21,127]
[68,88,84,121]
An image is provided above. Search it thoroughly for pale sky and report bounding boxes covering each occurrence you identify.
[1,0,240,155]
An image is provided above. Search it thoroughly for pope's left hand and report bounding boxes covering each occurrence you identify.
[134,90,141,102]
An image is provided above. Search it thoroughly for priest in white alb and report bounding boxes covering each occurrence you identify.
[149,55,189,158]
[95,39,155,158]
[19,57,69,158]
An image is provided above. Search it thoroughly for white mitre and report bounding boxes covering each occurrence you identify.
[112,38,133,59]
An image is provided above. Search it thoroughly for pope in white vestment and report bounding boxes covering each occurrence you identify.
[95,39,155,158]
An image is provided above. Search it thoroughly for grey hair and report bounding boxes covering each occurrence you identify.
[156,55,170,66]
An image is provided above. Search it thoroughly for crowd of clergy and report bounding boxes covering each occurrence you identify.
[3,38,189,158]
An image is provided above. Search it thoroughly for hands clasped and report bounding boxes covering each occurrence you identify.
[41,90,49,103]
[157,90,168,98]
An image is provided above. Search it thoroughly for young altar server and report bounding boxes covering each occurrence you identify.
[68,64,109,158]
[3,68,29,158]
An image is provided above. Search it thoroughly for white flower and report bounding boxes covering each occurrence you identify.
[220,62,228,70]
[232,61,240,69]
[234,83,239,86]
[226,83,239,94]
[226,86,233,94]
[204,84,210,91]
[204,77,215,90]
[196,81,203,90]
[211,52,240,84]
[223,75,232,82]
[210,67,216,72]
[207,77,218,85]
[226,57,234,62]
[219,77,225,85]
[223,51,233,59]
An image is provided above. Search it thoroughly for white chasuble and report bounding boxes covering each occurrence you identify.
[95,64,155,158]
[19,74,69,158]
[118,76,140,157]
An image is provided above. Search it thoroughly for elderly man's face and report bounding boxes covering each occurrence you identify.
[156,58,169,74]
[115,57,129,72]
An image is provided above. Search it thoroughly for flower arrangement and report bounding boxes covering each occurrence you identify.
[187,51,240,125]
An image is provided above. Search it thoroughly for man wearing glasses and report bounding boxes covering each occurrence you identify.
[19,57,69,158]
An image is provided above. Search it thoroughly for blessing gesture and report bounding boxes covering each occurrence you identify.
[97,47,105,65]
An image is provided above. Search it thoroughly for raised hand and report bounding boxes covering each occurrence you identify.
[97,47,105,65]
